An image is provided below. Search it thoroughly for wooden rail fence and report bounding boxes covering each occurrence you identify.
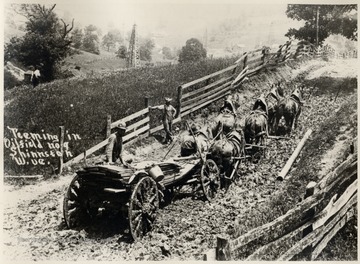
[214,153,357,261]
[62,40,332,170]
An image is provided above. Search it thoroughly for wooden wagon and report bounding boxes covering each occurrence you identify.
[63,156,220,241]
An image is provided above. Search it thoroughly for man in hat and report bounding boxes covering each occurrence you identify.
[104,121,128,167]
[30,65,41,88]
[149,97,177,144]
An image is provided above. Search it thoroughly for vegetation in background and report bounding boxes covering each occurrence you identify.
[139,38,155,61]
[4,4,74,81]
[286,4,357,44]
[179,38,207,63]
[82,24,100,55]
[4,57,236,175]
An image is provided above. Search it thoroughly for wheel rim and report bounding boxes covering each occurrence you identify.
[201,159,220,201]
[128,176,159,241]
[63,175,89,228]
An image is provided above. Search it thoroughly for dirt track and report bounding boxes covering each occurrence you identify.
[2,58,357,261]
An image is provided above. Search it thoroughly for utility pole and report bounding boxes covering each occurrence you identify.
[316,5,320,47]
[127,24,140,68]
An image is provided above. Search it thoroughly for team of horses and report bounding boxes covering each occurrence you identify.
[180,81,304,177]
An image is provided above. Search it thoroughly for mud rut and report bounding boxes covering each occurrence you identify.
[3,59,357,261]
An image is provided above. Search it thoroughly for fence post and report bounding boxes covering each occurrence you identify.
[106,114,111,138]
[176,86,182,118]
[58,126,65,175]
[261,47,267,65]
[216,236,231,260]
[83,149,87,166]
[302,181,317,237]
[243,53,248,69]
[144,97,151,136]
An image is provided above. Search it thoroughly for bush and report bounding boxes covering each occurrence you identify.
[4,69,23,90]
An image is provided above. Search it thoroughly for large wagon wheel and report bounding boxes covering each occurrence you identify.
[200,159,221,201]
[63,175,90,228]
[128,176,159,241]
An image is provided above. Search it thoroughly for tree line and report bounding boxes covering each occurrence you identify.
[5,4,356,85]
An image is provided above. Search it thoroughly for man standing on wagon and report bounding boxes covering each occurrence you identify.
[104,121,129,167]
[149,97,177,144]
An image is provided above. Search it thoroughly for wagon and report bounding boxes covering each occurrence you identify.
[63,156,220,241]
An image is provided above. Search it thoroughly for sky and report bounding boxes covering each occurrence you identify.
[54,1,297,36]
[5,0,353,49]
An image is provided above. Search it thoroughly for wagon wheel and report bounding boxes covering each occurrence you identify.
[63,175,90,228]
[128,176,159,241]
[200,159,221,201]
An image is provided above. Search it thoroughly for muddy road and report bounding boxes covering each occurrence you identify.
[3,58,357,261]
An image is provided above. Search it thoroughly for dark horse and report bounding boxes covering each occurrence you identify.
[210,129,245,177]
[274,87,303,135]
[265,83,284,134]
[244,97,268,147]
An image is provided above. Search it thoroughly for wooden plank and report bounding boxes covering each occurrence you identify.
[316,154,357,191]
[126,116,149,132]
[149,116,181,134]
[232,66,249,85]
[246,64,265,76]
[247,47,263,55]
[313,179,357,230]
[5,175,43,179]
[181,81,232,113]
[182,80,233,107]
[277,129,312,181]
[246,221,313,261]
[311,207,355,260]
[123,124,150,142]
[103,188,127,193]
[247,56,262,66]
[181,64,237,90]
[111,108,149,128]
[181,88,232,117]
[276,194,357,261]
[228,193,322,251]
[181,76,232,100]
[216,236,232,260]
[64,139,108,166]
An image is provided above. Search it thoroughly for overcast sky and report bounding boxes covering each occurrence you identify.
[54,0,299,36]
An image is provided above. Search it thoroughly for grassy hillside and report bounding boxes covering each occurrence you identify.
[4,57,237,175]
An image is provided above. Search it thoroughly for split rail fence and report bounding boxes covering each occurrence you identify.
[214,152,357,261]
[63,40,333,168]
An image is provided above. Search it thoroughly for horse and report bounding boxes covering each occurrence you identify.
[265,83,284,134]
[244,96,268,147]
[216,96,237,134]
[273,87,303,135]
[180,124,213,157]
[209,129,245,177]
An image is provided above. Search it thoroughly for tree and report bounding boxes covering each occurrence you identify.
[4,4,74,81]
[82,24,100,54]
[102,29,123,52]
[116,45,127,59]
[178,38,207,63]
[71,28,83,49]
[139,38,155,61]
[162,46,174,60]
[286,4,357,45]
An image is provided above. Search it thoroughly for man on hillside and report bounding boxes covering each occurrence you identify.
[149,97,177,144]
[30,65,41,88]
[104,121,129,167]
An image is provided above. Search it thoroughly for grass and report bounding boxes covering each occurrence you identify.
[233,75,357,260]
[4,57,237,175]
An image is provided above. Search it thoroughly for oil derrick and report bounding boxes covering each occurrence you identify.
[127,24,140,68]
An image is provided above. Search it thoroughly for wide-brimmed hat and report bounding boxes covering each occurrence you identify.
[115,121,126,130]
[165,97,172,102]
